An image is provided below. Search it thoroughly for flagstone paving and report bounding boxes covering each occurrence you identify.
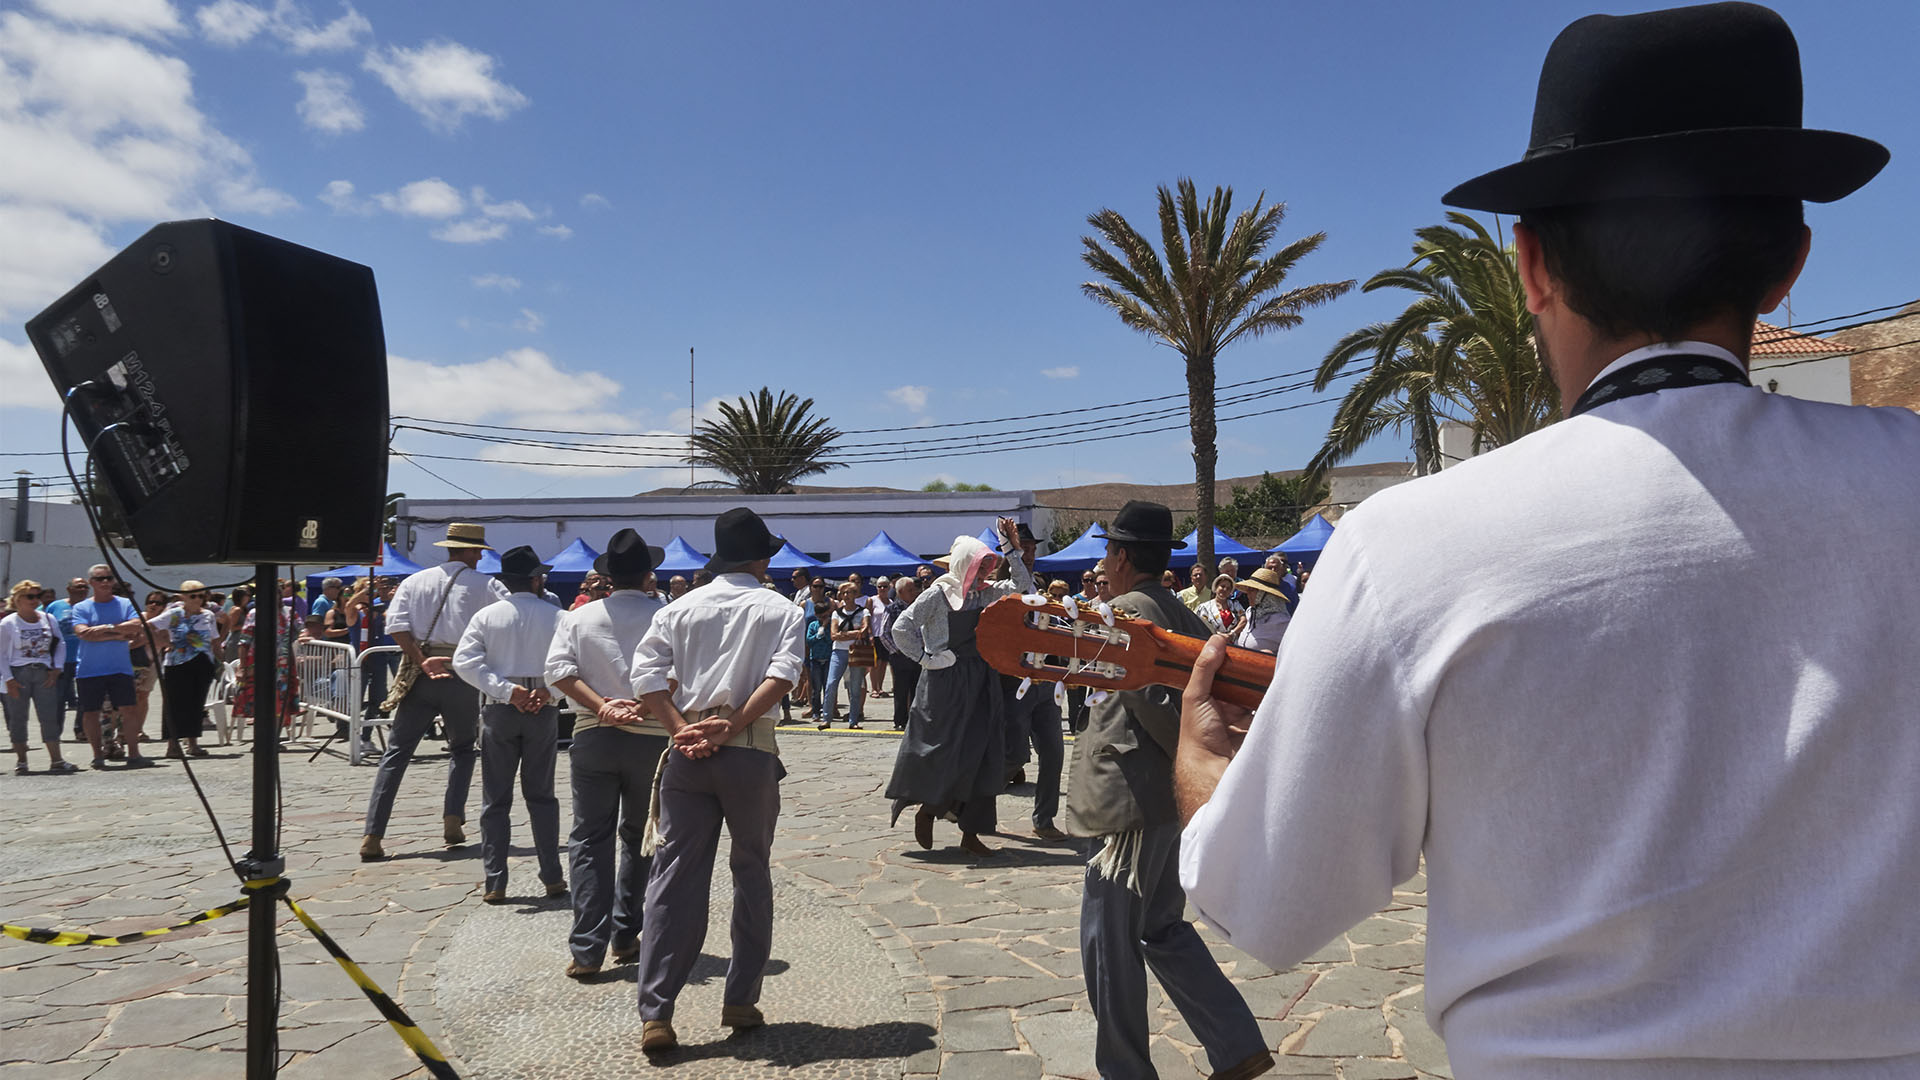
[0,728,1448,1079]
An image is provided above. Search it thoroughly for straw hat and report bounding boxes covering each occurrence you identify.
[1235,567,1292,602]
[432,523,494,550]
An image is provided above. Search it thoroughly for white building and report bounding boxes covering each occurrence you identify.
[3,489,242,592]
[393,489,1049,566]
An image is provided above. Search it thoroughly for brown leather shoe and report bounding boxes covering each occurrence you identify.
[443,815,466,847]
[359,835,384,861]
[1033,823,1069,841]
[641,1019,677,1052]
[611,942,639,965]
[913,808,934,850]
[564,960,600,980]
[482,889,507,904]
[720,1003,764,1029]
[545,881,568,898]
[959,832,998,857]
[1209,1050,1276,1080]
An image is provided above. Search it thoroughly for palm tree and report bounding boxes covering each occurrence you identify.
[1082,180,1354,576]
[686,388,846,494]
[1308,212,1558,481]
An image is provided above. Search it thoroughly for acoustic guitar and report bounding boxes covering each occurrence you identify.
[974,595,1275,711]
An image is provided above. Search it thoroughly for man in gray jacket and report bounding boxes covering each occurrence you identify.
[1066,500,1273,1080]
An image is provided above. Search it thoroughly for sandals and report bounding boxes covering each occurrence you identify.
[13,762,27,776]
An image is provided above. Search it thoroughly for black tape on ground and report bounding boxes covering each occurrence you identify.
[2,896,251,947]
[283,896,462,1079]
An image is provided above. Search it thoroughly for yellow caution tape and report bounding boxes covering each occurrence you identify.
[283,895,461,1079]
[2,895,251,947]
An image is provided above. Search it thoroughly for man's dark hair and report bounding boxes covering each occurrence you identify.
[1118,540,1169,577]
[607,573,649,591]
[498,574,536,594]
[1522,196,1804,341]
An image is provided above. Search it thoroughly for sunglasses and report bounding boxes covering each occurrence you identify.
[89,575,114,582]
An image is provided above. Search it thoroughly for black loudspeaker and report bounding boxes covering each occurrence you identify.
[24,220,389,566]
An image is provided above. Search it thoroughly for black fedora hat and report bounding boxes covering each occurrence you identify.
[705,508,783,573]
[593,529,664,578]
[1103,500,1182,547]
[497,545,551,579]
[1443,2,1887,213]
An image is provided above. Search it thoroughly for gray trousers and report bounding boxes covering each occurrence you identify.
[1081,822,1267,1079]
[568,727,668,967]
[362,672,480,838]
[480,703,564,894]
[5,664,62,745]
[636,746,781,1022]
[1004,683,1064,828]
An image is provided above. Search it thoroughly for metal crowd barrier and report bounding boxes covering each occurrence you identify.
[292,641,400,765]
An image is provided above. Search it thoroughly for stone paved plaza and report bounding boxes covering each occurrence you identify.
[1,727,1449,1079]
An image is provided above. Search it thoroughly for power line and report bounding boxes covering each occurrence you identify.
[392,451,483,498]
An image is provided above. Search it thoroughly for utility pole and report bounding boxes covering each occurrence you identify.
[689,347,695,489]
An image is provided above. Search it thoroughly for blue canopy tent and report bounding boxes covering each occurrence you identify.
[476,547,501,574]
[974,525,1001,550]
[1033,523,1108,576]
[652,537,708,580]
[768,539,826,574]
[1274,513,1336,568]
[819,531,928,580]
[1168,528,1267,573]
[304,543,425,598]
[542,537,600,582]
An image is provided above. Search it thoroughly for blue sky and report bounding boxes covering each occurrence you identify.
[2,0,1914,502]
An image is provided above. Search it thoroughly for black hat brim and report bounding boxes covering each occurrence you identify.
[593,546,665,577]
[1101,529,1182,547]
[705,536,784,575]
[1443,127,1888,213]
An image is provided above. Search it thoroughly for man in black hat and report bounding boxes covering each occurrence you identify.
[1066,500,1275,1080]
[453,546,568,903]
[547,529,668,978]
[1177,5,1918,1077]
[628,508,805,1052]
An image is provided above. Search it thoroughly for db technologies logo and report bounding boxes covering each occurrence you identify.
[299,519,321,549]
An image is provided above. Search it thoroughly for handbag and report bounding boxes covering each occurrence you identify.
[380,567,465,711]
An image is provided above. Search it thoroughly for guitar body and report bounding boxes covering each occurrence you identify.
[974,596,1275,711]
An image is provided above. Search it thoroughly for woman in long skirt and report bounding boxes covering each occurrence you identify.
[885,520,1032,857]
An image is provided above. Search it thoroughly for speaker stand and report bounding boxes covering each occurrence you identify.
[242,563,284,1079]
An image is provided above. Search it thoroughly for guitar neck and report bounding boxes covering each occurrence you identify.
[1140,630,1273,711]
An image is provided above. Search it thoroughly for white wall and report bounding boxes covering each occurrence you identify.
[2,497,252,593]
[393,491,1050,566]
[1750,353,1850,405]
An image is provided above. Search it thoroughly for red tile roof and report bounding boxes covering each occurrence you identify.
[1751,319,1838,356]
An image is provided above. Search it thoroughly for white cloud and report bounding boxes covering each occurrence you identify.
[194,0,268,43]
[0,12,292,321]
[473,188,534,220]
[579,192,610,210]
[318,178,367,212]
[374,177,464,218]
[195,1,367,51]
[1,336,60,412]
[33,0,182,37]
[886,385,930,412]
[293,68,362,132]
[362,39,527,130]
[471,273,519,292]
[1040,365,1080,380]
[432,218,508,244]
[536,224,572,239]
[512,308,543,333]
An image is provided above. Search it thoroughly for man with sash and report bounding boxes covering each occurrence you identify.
[1177,6,1919,1077]
[360,523,508,861]
[547,529,668,978]
[1067,500,1275,1080]
[629,508,804,1052]
[454,545,569,903]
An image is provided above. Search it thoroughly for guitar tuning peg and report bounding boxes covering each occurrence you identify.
[1017,676,1033,700]
[1095,601,1115,627]
[1020,593,1047,607]
[1086,689,1110,706]
[1053,680,1068,709]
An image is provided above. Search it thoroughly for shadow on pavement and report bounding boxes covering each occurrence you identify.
[644,1020,937,1068]
[579,955,794,985]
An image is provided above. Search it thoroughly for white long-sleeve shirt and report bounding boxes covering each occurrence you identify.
[631,572,804,715]
[386,561,509,648]
[453,593,565,704]
[0,611,65,671]
[1179,354,1920,1078]
[546,590,666,736]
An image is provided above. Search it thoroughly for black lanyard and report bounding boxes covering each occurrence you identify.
[1569,354,1750,418]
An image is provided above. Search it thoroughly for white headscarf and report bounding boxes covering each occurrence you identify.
[931,535,1000,611]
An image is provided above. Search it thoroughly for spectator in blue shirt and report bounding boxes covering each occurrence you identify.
[70,565,151,768]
